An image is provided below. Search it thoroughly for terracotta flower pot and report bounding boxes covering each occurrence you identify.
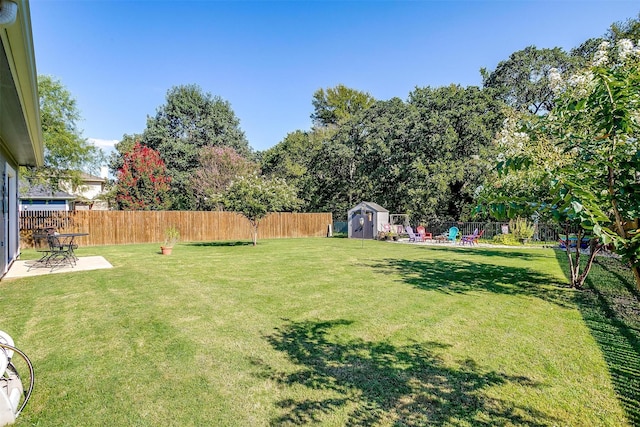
[161,246,173,255]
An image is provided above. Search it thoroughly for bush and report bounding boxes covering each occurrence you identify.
[492,233,520,245]
[510,217,534,240]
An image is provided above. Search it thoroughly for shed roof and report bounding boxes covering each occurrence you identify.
[348,201,389,214]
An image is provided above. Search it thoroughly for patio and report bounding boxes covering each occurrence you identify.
[4,256,112,279]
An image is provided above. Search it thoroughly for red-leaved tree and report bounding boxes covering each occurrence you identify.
[115,142,172,210]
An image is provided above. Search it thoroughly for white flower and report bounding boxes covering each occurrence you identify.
[548,67,564,93]
[497,153,505,162]
[617,39,634,60]
[592,41,610,66]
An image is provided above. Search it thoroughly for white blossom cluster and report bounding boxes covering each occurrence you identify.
[547,38,640,96]
[617,38,640,61]
[548,66,594,97]
[592,41,610,66]
[547,67,563,93]
[495,114,529,161]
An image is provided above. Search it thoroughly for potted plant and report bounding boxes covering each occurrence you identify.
[161,225,180,255]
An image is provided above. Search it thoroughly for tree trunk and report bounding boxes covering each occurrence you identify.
[632,265,640,291]
[252,222,258,246]
[562,227,604,289]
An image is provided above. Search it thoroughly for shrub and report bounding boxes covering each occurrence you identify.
[510,217,535,240]
[492,233,520,245]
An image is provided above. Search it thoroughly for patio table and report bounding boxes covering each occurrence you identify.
[54,233,89,261]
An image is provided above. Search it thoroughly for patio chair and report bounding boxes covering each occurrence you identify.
[460,228,479,245]
[446,227,459,243]
[405,226,424,242]
[558,234,567,248]
[580,236,592,249]
[559,234,578,249]
[416,226,432,240]
[46,234,76,267]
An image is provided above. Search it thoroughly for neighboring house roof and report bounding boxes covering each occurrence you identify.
[0,0,44,166]
[78,172,106,184]
[20,184,75,201]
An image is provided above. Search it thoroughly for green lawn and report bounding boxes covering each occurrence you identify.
[2,238,637,426]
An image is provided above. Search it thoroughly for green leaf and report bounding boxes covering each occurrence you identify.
[571,201,583,213]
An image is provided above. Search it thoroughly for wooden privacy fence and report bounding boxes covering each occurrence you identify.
[20,211,333,248]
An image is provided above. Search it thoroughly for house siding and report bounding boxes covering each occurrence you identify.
[0,149,20,275]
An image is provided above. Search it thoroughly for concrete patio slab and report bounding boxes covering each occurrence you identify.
[3,256,113,279]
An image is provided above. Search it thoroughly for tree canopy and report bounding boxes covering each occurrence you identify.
[140,84,251,209]
[190,146,259,210]
[481,46,577,114]
[223,175,299,246]
[114,142,172,210]
[311,84,376,127]
[28,75,103,189]
[280,86,504,222]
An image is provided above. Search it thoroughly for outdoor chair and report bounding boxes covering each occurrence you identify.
[580,236,592,249]
[460,228,479,245]
[558,234,578,249]
[446,227,459,243]
[45,234,76,267]
[416,226,432,240]
[405,226,424,242]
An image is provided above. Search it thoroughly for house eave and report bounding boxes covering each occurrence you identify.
[0,0,44,167]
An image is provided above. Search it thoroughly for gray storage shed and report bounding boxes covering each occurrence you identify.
[348,202,389,239]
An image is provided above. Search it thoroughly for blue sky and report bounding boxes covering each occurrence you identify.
[31,1,639,156]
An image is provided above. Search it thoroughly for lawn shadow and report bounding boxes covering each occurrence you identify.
[422,245,548,261]
[372,256,575,308]
[558,252,640,426]
[186,241,253,247]
[262,319,553,426]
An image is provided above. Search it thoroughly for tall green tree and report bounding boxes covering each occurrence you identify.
[304,130,362,219]
[260,130,323,211]
[334,97,415,216]
[311,84,376,127]
[301,86,503,223]
[406,85,504,222]
[26,75,102,189]
[608,13,640,41]
[261,130,316,184]
[141,84,251,210]
[223,175,299,246]
[481,46,576,114]
[570,14,640,65]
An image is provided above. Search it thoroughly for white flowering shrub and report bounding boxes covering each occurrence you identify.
[480,36,640,289]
